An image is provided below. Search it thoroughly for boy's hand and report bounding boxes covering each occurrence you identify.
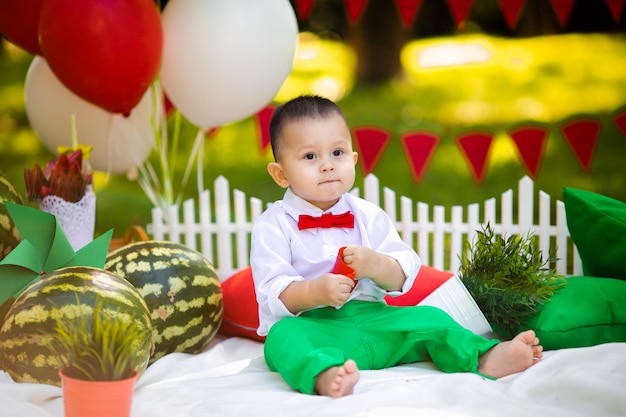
[310,273,355,308]
[279,273,354,313]
[340,246,378,279]
[341,245,406,292]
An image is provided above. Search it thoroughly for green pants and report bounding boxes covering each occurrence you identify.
[264,301,499,394]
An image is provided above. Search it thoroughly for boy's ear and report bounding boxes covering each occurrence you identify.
[267,162,289,188]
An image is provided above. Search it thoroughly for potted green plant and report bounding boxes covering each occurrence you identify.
[458,223,566,337]
[49,296,152,417]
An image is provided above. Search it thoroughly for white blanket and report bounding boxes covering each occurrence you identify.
[2,337,625,417]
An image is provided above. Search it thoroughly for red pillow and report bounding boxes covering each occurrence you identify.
[384,265,454,306]
[218,266,265,342]
[218,264,453,342]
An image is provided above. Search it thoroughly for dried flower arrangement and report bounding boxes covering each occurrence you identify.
[24,148,93,203]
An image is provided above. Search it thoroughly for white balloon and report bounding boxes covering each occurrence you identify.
[24,56,156,174]
[159,0,298,128]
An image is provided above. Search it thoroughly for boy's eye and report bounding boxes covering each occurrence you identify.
[333,149,344,157]
[304,153,316,160]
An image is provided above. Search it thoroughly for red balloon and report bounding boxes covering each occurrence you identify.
[0,0,44,55]
[38,0,163,115]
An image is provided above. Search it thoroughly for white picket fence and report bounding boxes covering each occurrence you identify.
[147,174,582,281]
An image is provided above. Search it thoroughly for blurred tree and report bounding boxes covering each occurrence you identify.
[156,1,626,83]
[345,0,409,82]
[290,0,626,83]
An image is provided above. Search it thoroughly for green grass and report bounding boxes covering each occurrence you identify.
[1,32,625,240]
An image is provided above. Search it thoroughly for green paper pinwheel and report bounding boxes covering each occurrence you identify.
[0,202,113,306]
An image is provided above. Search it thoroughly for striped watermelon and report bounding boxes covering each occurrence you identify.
[0,171,23,261]
[105,241,223,364]
[0,266,152,386]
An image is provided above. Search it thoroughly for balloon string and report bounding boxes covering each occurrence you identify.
[125,114,165,208]
[196,132,205,198]
[136,153,173,216]
[133,95,164,216]
[169,110,181,202]
[104,115,114,179]
[152,81,174,207]
[70,114,78,149]
[135,79,177,218]
[136,165,159,208]
[136,80,206,218]
[176,128,205,207]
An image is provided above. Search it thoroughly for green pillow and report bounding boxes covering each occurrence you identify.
[563,187,626,280]
[515,276,626,350]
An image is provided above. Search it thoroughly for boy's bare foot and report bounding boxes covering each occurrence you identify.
[314,359,360,398]
[478,330,543,379]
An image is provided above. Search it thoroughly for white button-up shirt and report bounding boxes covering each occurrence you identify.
[251,189,421,336]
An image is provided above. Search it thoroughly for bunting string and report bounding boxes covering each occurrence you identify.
[293,0,623,29]
[252,106,625,184]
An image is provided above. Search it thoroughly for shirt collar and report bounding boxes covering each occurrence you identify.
[283,189,352,226]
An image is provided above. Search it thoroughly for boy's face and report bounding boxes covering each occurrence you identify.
[267,113,358,211]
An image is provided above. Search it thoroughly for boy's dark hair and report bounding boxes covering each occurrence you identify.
[269,95,346,161]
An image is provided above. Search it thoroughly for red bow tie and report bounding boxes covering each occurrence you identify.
[297,211,355,230]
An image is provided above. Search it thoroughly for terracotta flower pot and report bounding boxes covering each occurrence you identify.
[59,369,138,417]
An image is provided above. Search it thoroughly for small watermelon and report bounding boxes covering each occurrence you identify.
[0,266,152,386]
[0,171,23,261]
[105,241,223,364]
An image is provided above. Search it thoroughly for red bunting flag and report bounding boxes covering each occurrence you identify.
[295,0,316,20]
[163,93,175,117]
[345,0,369,23]
[207,127,220,139]
[400,130,440,183]
[605,0,626,22]
[352,126,391,176]
[549,0,575,26]
[254,106,276,155]
[560,117,601,173]
[456,130,494,184]
[508,123,549,180]
[613,106,626,138]
[445,0,474,29]
[497,0,527,30]
[394,0,423,28]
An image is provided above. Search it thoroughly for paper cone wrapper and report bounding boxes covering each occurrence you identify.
[39,186,96,251]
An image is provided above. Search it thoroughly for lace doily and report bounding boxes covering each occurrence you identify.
[39,186,96,251]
